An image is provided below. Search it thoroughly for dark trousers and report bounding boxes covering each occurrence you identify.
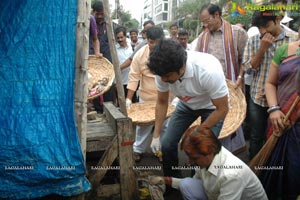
[248,98,269,159]
[92,85,115,113]
[242,84,252,140]
[161,101,223,177]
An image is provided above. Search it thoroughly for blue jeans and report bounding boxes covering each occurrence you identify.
[248,98,269,159]
[161,101,223,177]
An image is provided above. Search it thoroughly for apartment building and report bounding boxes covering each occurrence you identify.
[142,0,187,26]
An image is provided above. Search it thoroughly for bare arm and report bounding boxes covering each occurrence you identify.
[126,89,135,100]
[265,62,286,131]
[153,91,169,138]
[92,35,102,57]
[120,57,132,70]
[265,63,279,107]
[235,66,244,89]
[202,95,229,128]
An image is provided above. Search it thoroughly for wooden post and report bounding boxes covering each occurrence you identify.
[117,118,138,200]
[74,0,89,160]
[74,0,89,199]
[87,103,137,199]
[102,0,127,116]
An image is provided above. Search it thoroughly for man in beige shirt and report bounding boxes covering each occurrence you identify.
[126,26,166,162]
[195,3,247,85]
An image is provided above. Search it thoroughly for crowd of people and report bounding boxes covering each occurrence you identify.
[89,1,300,199]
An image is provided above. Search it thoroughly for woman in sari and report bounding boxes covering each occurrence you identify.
[263,41,300,199]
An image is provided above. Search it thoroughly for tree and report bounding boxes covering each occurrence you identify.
[111,6,139,30]
[176,0,209,39]
[225,10,254,30]
[177,0,209,19]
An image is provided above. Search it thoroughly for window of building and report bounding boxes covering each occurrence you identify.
[164,3,168,11]
[155,5,162,13]
[156,13,162,21]
[163,13,168,20]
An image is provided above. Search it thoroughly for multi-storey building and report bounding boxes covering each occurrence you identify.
[142,0,188,26]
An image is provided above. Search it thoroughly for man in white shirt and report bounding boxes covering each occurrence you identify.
[147,39,229,177]
[114,26,136,102]
[151,128,268,200]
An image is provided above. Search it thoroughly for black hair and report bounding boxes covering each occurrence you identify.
[114,26,126,37]
[169,23,178,29]
[200,3,222,16]
[92,1,103,12]
[147,39,187,76]
[129,28,138,35]
[146,26,164,40]
[251,10,277,28]
[178,29,189,37]
[143,20,155,27]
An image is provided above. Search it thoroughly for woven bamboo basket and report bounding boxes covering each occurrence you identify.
[88,56,115,100]
[219,79,246,138]
[128,102,175,126]
[188,80,246,139]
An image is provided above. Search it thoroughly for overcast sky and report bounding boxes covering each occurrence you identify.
[110,0,144,21]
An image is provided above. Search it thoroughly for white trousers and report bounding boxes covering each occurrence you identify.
[133,98,169,153]
[133,119,169,153]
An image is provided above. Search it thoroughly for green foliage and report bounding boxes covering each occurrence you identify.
[225,10,254,30]
[111,6,140,30]
[176,0,209,38]
[177,0,209,19]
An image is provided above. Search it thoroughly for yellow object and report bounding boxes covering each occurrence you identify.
[155,151,162,158]
[139,187,150,199]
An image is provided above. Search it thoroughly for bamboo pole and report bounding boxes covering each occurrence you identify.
[102,0,127,117]
[74,0,90,160]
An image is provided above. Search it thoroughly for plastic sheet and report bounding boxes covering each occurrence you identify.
[0,0,91,199]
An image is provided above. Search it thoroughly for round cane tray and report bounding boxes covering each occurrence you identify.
[188,80,246,139]
[128,102,175,126]
[88,56,115,100]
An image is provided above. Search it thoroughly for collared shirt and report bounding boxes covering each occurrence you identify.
[155,51,228,110]
[116,43,133,85]
[131,39,143,51]
[194,23,248,77]
[193,147,268,200]
[242,26,298,107]
[127,45,157,101]
[129,39,148,60]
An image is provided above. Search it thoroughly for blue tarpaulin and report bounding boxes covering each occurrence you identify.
[0,0,91,199]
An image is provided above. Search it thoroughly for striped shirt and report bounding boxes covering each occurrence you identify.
[242,27,298,107]
[194,23,248,78]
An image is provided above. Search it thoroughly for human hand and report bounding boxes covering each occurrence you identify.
[234,76,243,89]
[126,98,132,109]
[260,32,275,51]
[148,176,166,194]
[95,52,103,58]
[150,137,161,154]
[269,110,289,133]
[149,176,164,185]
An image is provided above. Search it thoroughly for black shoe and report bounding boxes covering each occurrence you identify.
[133,152,143,162]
